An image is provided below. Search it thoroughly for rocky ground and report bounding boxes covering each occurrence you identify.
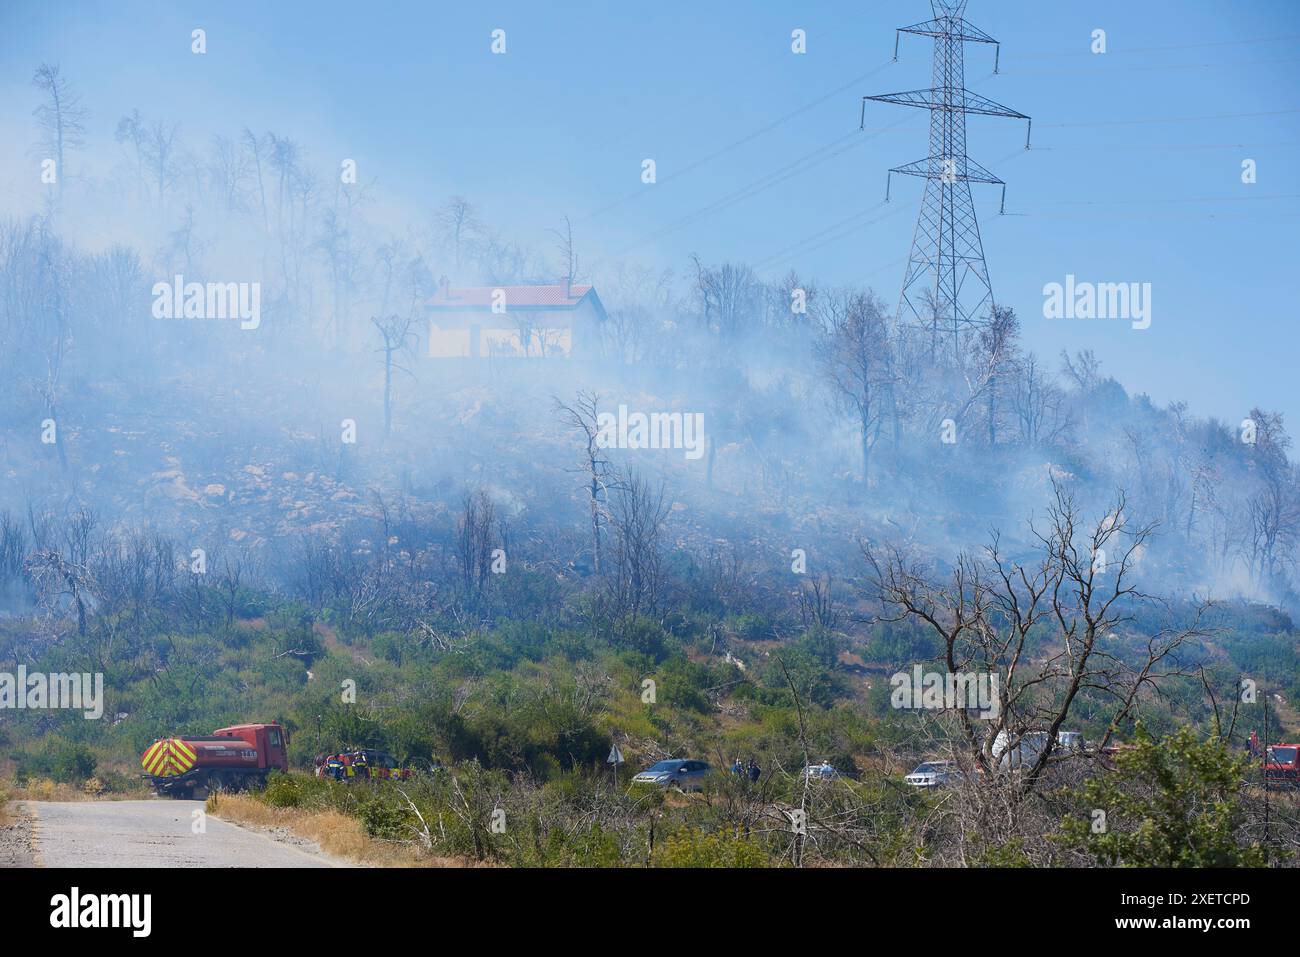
[0,801,35,868]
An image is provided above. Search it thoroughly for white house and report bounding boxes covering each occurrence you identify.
[425,280,608,359]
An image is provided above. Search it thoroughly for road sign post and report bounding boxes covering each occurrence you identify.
[607,744,624,790]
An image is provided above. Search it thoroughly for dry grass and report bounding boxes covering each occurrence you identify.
[10,778,95,802]
[1,776,148,802]
[207,793,480,868]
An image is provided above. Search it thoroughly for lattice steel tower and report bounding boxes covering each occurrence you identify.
[865,0,1030,360]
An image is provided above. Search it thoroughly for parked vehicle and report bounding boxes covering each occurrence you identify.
[632,759,711,791]
[991,730,1085,770]
[1264,744,1300,786]
[1251,731,1300,787]
[141,723,288,798]
[905,760,961,788]
[1056,731,1086,751]
[804,761,840,781]
[314,749,414,782]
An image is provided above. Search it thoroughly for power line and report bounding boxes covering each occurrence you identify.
[578,59,898,225]
[1022,140,1298,152]
[994,54,1300,77]
[1016,192,1300,207]
[754,205,913,274]
[1000,210,1300,222]
[612,132,865,254]
[611,114,919,255]
[654,124,1295,271]
[589,45,1018,257]
[1039,107,1300,128]
[573,27,1295,268]
[588,33,1296,281]
[1009,32,1300,61]
[752,202,894,271]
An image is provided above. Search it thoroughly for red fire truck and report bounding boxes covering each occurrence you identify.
[141,723,289,797]
[1252,731,1300,787]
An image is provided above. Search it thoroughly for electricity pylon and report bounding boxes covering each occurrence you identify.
[864,0,1030,361]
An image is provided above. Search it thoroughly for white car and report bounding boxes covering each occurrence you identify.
[804,762,840,781]
[905,760,961,788]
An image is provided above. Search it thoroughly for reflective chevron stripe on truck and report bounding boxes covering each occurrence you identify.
[141,738,198,777]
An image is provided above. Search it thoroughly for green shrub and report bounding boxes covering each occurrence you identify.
[360,798,410,840]
[52,743,97,783]
[95,768,139,794]
[655,827,770,868]
[16,742,97,784]
[14,751,53,783]
[262,772,303,808]
[731,614,771,642]
[1057,724,1268,867]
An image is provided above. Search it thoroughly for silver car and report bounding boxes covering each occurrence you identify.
[633,759,712,792]
[905,760,961,788]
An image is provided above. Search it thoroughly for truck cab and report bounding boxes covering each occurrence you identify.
[212,723,289,772]
[1263,744,1300,787]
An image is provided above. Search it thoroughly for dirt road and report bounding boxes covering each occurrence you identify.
[19,800,346,868]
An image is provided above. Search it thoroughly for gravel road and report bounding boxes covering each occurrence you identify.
[21,799,346,868]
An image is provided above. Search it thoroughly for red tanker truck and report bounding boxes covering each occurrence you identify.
[1264,744,1300,786]
[141,723,289,798]
[1249,731,1300,788]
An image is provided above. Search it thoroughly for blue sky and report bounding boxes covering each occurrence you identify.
[2,0,1297,427]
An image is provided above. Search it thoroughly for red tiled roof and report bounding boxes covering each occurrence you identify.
[427,284,594,309]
